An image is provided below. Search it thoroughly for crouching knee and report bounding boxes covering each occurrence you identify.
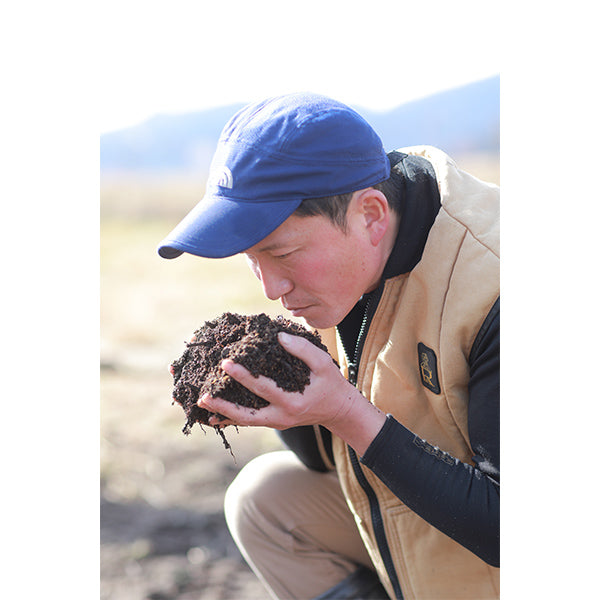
[224,450,298,553]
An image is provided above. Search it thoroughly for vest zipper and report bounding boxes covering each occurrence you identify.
[348,447,404,600]
[341,296,372,385]
[341,293,404,599]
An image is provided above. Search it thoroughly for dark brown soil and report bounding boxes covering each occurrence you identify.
[170,313,332,445]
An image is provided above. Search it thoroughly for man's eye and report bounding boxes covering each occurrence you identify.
[274,251,293,259]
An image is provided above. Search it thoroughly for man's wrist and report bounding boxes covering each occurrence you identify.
[327,388,387,456]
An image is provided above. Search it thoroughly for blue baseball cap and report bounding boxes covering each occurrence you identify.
[157,92,390,259]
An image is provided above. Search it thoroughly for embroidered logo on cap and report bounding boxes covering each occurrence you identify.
[207,146,234,189]
[418,343,440,394]
[207,165,233,189]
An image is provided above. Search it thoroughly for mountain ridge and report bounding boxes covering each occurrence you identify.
[100,75,499,173]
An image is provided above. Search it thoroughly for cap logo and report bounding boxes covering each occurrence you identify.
[208,165,233,189]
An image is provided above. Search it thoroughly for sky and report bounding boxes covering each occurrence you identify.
[98,1,502,133]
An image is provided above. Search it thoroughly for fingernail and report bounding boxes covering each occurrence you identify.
[278,331,292,345]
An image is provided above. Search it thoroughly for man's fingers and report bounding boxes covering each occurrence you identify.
[277,332,331,372]
[198,392,272,427]
[221,359,281,399]
[199,392,237,415]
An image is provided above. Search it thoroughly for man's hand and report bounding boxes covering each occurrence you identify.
[198,332,386,456]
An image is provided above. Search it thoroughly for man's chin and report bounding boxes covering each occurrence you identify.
[297,313,338,331]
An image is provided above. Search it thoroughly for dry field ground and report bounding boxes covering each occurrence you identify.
[100,154,499,599]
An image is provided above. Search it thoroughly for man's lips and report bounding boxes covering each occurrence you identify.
[283,303,313,315]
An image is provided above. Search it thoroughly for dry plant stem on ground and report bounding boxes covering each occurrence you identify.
[170,312,333,452]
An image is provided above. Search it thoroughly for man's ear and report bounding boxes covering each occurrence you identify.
[353,188,390,246]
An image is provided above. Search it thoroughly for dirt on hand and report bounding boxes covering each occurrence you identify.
[170,312,332,448]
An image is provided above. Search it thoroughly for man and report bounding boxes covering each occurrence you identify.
[158,92,500,600]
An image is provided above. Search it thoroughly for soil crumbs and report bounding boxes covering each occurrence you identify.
[170,312,331,450]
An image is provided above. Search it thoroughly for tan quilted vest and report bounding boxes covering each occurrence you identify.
[319,146,500,599]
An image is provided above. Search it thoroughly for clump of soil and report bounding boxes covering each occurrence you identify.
[170,312,332,450]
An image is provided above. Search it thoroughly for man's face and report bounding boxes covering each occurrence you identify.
[244,202,383,329]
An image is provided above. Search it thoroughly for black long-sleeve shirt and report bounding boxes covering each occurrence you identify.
[278,152,500,566]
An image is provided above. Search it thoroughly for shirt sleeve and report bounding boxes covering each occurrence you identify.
[360,306,500,567]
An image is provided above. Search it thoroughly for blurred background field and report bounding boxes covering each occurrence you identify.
[100,152,498,599]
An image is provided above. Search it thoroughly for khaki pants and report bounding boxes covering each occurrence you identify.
[224,450,377,600]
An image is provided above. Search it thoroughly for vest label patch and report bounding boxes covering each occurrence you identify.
[418,343,441,394]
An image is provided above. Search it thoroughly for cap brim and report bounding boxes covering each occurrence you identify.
[157,194,302,259]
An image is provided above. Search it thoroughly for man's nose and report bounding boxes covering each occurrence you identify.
[259,267,293,301]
